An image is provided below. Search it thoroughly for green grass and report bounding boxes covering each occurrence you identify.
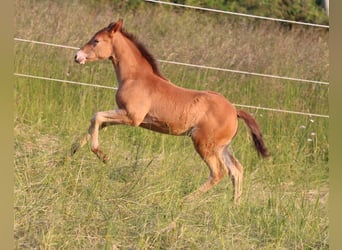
[14,0,328,249]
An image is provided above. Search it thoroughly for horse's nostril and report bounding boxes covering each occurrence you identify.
[74,50,87,64]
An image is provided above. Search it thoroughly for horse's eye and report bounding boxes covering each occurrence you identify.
[92,39,99,46]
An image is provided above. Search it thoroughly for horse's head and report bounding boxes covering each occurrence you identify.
[74,19,123,64]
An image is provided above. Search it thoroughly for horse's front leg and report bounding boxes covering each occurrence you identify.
[72,109,136,163]
[90,109,137,162]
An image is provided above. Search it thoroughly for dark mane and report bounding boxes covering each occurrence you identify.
[119,28,167,80]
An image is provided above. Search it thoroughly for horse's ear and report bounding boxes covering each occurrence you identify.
[109,19,123,34]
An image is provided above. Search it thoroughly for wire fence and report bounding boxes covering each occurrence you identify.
[14,73,118,90]
[14,38,329,86]
[144,0,329,29]
[14,7,329,119]
[13,72,329,119]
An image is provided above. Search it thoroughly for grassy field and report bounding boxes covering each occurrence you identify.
[14,0,329,249]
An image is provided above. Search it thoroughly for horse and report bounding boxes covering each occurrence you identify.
[72,19,269,203]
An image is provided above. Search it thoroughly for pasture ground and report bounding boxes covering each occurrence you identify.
[14,0,329,249]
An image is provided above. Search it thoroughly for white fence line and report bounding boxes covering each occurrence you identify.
[158,60,329,85]
[14,38,79,50]
[14,72,329,118]
[14,73,118,90]
[14,38,329,85]
[144,0,329,29]
[235,104,328,118]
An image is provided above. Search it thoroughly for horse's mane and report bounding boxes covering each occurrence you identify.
[110,24,167,80]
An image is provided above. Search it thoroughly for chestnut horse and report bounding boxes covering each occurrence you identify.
[72,19,269,203]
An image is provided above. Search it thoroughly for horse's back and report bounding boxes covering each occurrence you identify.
[155,80,238,128]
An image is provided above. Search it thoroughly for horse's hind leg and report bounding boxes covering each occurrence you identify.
[185,135,228,201]
[222,147,244,203]
[185,153,226,201]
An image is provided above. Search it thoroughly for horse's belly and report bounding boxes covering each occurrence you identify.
[140,115,190,136]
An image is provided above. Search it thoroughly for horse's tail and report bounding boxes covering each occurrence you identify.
[237,110,269,157]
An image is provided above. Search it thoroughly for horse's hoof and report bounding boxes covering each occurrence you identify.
[102,155,109,164]
[70,143,80,155]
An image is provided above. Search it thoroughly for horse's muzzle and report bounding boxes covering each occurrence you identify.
[74,50,87,64]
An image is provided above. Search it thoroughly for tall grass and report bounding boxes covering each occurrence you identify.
[14,0,328,249]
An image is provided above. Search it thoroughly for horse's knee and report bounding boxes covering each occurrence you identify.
[90,112,102,124]
[87,112,103,134]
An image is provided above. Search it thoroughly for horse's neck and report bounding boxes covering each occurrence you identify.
[111,34,154,85]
